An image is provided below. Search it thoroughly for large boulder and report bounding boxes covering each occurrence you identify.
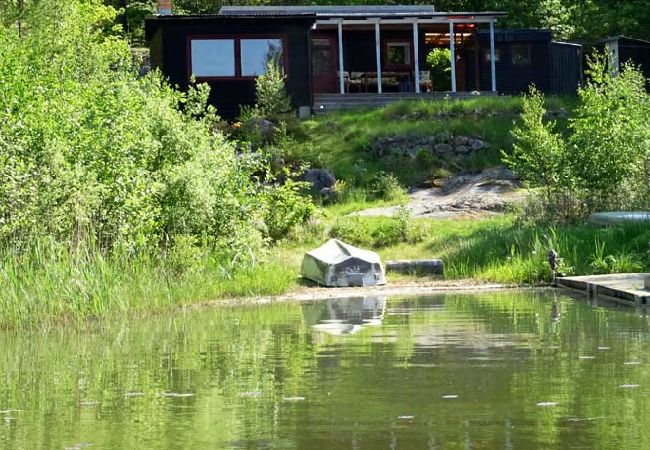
[303,168,336,192]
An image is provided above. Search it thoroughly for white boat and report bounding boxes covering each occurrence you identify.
[300,239,386,287]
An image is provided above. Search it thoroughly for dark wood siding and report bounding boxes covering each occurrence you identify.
[618,37,650,81]
[477,30,552,93]
[550,42,582,94]
[146,16,314,119]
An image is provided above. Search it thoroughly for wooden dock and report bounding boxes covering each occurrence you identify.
[556,273,650,306]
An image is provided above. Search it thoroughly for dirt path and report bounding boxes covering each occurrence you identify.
[358,168,525,219]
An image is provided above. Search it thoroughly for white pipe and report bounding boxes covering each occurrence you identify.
[375,21,382,94]
[413,21,420,93]
[449,21,456,92]
[490,20,497,92]
[338,20,344,94]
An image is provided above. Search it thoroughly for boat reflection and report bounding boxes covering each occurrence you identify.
[310,297,386,335]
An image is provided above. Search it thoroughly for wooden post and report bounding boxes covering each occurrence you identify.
[338,20,345,95]
[489,20,497,92]
[375,20,382,94]
[449,21,457,93]
[413,20,420,93]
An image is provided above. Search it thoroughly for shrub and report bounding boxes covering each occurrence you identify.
[367,172,408,202]
[255,61,292,121]
[426,48,452,91]
[0,0,265,257]
[505,56,650,222]
[262,177,315,242]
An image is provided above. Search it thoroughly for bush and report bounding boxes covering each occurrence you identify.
[505,56,650,222]
[367,172,408,202]
[426,48,451,91]
[254,61,292,121]
[262,177,315,242]
[0,0,266,257]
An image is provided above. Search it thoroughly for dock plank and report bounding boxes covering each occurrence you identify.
[557,273,650,305]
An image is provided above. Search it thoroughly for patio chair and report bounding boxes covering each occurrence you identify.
[419,71,432,92]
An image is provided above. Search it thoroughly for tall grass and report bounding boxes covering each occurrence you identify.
[324,215,650,284]
[0,240,296,329]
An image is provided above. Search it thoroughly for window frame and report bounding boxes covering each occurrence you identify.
[186,34,288,81]
[510,44,532,66]
[384,40,412,69]
[483,47,502,64]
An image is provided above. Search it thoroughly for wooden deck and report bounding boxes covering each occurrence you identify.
[557,273,650,306]
[312,92,498,113]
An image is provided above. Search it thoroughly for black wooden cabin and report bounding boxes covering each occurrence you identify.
[145,6,583,118]
[475,29,582,94]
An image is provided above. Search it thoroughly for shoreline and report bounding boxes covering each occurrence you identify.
[187,280,528,311]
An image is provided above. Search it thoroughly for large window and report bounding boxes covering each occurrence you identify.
[190,37,285,79]
[241,39,284,76]
[190,39,235,77]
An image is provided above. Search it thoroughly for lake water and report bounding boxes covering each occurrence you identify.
[2,290,650,449]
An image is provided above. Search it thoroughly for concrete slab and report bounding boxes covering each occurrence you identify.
[557,273,650,306]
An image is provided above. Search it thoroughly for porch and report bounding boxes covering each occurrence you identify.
[310,11,502,106]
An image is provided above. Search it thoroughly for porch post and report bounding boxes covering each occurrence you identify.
[375,20,382,94]
[338,20,345,95]
[413,20,420,93]
[449,21,457,92]
[489,20,497,92]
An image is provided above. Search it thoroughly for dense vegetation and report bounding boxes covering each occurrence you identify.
[0,0,313,326]
[506,57,650,222]
[92,0,650,43]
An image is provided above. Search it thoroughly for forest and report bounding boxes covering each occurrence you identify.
[98,0,650,44]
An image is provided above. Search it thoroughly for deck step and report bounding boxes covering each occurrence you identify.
[312,92,497,113]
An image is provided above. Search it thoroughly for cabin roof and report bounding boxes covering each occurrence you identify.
[219,5,437,17]
[218,5,506,19]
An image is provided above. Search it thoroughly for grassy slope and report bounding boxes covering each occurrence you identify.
[293,96,576,187]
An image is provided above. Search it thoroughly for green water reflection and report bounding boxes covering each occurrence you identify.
[2,290,650,449]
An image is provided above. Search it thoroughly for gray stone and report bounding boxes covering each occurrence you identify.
[298,106,311,119]
[470,139,486,151]
[434,143,453,153]
[455,145,470,154]
[304,169,336,192]
[482,166,517,180]
[453,136,469,146]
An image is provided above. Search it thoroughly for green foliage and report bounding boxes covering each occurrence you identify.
[0,0,313,262]
[566,55,650,210]
[254,61,292,121]
[425,48,452,92]
[506,58,650,222]
[366,172,408,202]
[329,207,426,248]
[262,177,315,242]
[505,87,566,190]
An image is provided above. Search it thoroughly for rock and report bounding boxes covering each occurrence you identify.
[453,136,469,146]
[470,139,486,151]
[304,168,336,192]
[434,143,453,154]
[455,145,470,154]
[482,166,517,180]
[243,118,277,142]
